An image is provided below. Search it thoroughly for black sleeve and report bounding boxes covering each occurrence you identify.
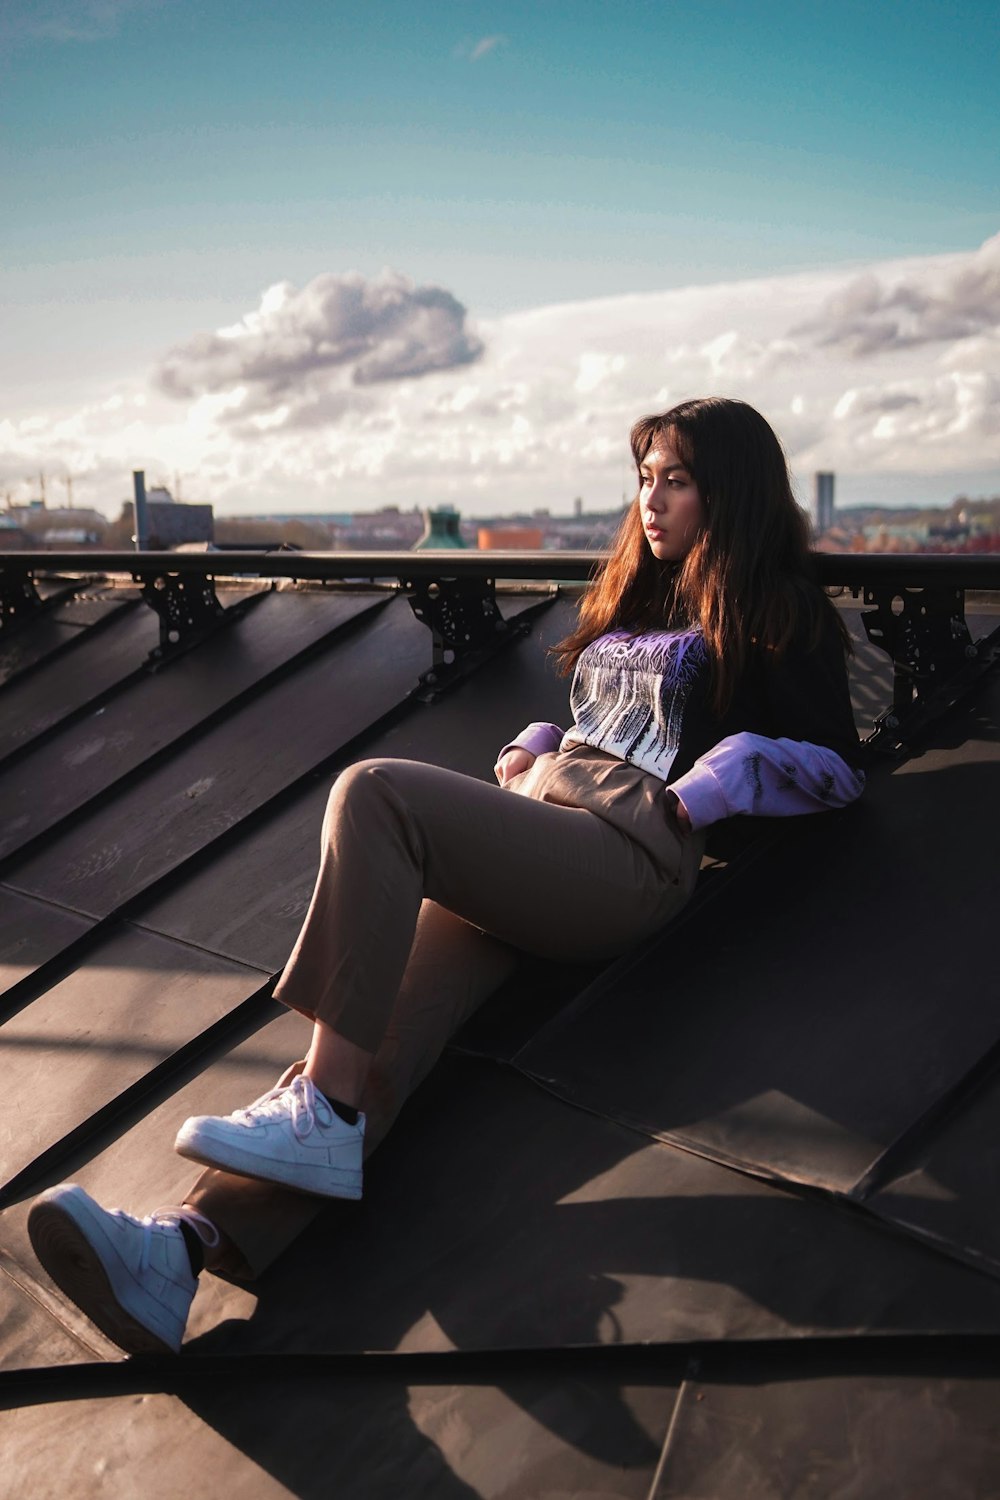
[762,606,864,766]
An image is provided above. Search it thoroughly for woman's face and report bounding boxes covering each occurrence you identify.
[638,438,706,562]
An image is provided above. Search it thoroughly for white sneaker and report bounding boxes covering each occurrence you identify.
[174,1074,364,1200]
[27,1184,219,1356]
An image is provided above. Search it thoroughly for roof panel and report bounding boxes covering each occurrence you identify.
[4,596,431,917]
[134,780,331,970]
[0,1372,678,1500]
[46,594,133,626]
[0,1391,296,1500]
[0,589,384,861]
[0,617,84,686]
[0,1007,309,1320]
[0,1268,98,1370]
[0,600,157,759]
[0,927,264,1199]
[0,888,94,1002]
[865,1071,1000,1276]
[654,1358,1000,1498]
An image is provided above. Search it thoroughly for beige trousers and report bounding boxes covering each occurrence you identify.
[187,750,703,1280]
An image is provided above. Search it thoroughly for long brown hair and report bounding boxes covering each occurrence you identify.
[555,396,848,712]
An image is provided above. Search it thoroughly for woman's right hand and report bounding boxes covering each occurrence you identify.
[494,747,536,786]
[666,789,693,835]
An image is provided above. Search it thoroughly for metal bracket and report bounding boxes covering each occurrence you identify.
[134,568,225,663]
[861,584,990,751]
[402,573,515,697]
[0,565,43,631]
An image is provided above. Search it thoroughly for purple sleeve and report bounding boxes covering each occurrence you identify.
[669,732,866,831]
[497,721,565,761]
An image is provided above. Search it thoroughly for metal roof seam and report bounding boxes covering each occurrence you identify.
[0,983,281,1209]
[0,595,141,698]
[0,595,394,879]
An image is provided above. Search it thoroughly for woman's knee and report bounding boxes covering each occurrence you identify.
[326,758,403,815]
[322,758,420,854]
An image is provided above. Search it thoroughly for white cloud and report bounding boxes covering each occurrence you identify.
[5,236,999,516]
[574,352,626,394]
[470,34,506,61]
[795,232,1000,356]
[155,270,484,425]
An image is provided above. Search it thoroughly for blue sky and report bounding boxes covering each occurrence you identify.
[1,0,998,514]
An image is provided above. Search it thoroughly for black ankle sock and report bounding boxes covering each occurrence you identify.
[315,1088,359,1126]
[179,1221,205,1277]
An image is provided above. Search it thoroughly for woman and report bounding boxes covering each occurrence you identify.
[28,397,864,1355]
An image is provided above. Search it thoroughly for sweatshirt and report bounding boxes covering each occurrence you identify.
[502,615,865,832]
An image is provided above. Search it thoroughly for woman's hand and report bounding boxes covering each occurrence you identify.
[667,790,693,835]
[495,747,536,786]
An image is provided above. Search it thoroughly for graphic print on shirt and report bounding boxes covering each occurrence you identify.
[569,629,707,779]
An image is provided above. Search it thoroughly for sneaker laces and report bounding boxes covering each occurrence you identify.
[231,1073,330,1144]
[137,1205,221,1275]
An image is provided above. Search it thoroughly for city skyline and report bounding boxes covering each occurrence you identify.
[2,0,998,518]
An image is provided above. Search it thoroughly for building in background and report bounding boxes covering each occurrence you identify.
[477,524,545,550]
[414,506,467,550]
[0,516,28,551]
[815,472,836,534]
[143,500,214,549]
[1,503,106,550]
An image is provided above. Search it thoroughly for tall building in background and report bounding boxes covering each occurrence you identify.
[815,472,836,533]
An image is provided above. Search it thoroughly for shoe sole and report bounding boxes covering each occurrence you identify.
[27,1199,177,1357]
[174,1131,363,1201]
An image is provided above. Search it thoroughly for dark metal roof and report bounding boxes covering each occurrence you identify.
[1,551,1000,1497]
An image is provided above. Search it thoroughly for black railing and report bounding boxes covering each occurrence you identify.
[2,550,1000,749]
[4,547,1000,587]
